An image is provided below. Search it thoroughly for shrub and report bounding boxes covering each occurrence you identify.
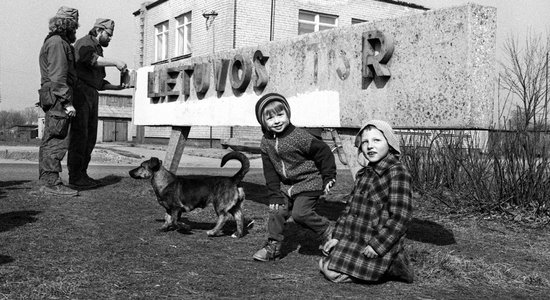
[400,129,550,218]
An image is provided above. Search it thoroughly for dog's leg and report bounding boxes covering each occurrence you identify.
[161,212,172,231]
[175,209,191,231]
[231,208,244,238]
[206,213,228,237]
[231,188,246,238]
[170,209,182,230]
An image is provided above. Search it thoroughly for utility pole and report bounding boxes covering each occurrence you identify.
[545,52,548,130]
[0,47,3,104]
[203,10,218,147]
[203,11,218,54]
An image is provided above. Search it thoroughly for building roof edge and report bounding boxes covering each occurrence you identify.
[375,0,430,10]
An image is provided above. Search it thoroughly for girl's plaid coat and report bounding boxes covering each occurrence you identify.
[327,153,412,281]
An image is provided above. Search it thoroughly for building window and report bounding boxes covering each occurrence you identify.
[176,12,192,56]
[352,18,366,24]
[155,21,169,61]
[298,10,338,35]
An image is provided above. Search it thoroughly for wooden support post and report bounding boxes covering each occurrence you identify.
[335,129,361,180]
[164,126,191,174]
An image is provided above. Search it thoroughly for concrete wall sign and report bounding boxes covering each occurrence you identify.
[133,3,496,129]
[146,51,270,100]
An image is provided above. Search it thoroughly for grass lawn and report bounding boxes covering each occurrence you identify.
[1,167,549,299]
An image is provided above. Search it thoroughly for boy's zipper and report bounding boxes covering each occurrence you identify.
[275,137,287,179]
[275,137,293,196]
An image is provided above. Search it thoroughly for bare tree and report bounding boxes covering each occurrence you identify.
[22,107,40,125]
[0,110,26,129]
[499,30,550,130]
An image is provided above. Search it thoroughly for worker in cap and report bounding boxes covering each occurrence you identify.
[37,6,81,196]
[67,17,129,187]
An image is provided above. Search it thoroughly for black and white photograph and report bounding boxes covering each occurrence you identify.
[1,0,549,298]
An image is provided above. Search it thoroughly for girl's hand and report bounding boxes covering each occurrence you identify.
[362,245,378,258]
[324,179,336,194]
[322,238,339,254]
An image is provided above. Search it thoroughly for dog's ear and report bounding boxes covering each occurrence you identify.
[150,157,162,171]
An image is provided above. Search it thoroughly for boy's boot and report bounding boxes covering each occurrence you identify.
[253,239,281,261]
[386,252,414,283]
[319,223,334,256]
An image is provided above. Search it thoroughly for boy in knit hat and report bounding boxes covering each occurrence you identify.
[253,93,337,261]
[319,120,414,283]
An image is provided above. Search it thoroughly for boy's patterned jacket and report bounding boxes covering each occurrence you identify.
[260,124,336,204]
[328,153,412,281]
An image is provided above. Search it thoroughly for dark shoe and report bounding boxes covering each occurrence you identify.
[387,253,414,283]
[320,223,334,256]
[69,177,97,188]
[40,184,79,197]
[253,240,281,261]
[83,174,102,185]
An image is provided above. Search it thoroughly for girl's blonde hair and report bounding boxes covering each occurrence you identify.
[261,100,290,130]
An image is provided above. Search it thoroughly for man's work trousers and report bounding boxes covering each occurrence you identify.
[39,103,70,185]
[68,82,98,181]
[267,193,330,242]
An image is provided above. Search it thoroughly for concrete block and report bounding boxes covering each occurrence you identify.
[133,3,496,129]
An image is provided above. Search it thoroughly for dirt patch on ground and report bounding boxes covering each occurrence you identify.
[0,147,142,165]
[0,143,260,165]
[0,168,549,299]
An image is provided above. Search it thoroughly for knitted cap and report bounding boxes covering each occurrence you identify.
[355,119,400,154]
[94,18,115,35]
[255,93,291,125]
[55,6,79,22]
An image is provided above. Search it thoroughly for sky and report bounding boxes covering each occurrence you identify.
[0,0,550,111]
[408,0,550,50]
[0,0,144,111]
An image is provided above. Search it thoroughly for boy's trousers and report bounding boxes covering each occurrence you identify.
[268,193,330,242]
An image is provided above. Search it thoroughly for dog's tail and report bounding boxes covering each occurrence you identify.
[221,151,250,184]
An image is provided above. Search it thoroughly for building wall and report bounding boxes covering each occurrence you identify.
[234,0,272,48]
[270,0,420,42]
[135,0,423,65]
[97,93,134,142]
[133,0,425,143]
[138,0,236,65]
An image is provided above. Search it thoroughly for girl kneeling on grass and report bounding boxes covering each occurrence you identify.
[319,120,414,283]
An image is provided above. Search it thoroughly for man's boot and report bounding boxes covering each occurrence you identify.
[40,183,79,197]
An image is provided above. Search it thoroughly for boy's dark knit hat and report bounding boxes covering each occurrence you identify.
[355,119,401,154]
[255,93,291,125]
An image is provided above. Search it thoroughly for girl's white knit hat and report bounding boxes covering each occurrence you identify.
[354,119,401,154]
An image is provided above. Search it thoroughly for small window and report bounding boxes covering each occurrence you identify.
[155,21,169,61]
[352,18,367,24]
[298,10,338,35]
[176,12,192,56]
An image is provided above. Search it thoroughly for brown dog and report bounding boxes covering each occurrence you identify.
[129,151,249,238]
